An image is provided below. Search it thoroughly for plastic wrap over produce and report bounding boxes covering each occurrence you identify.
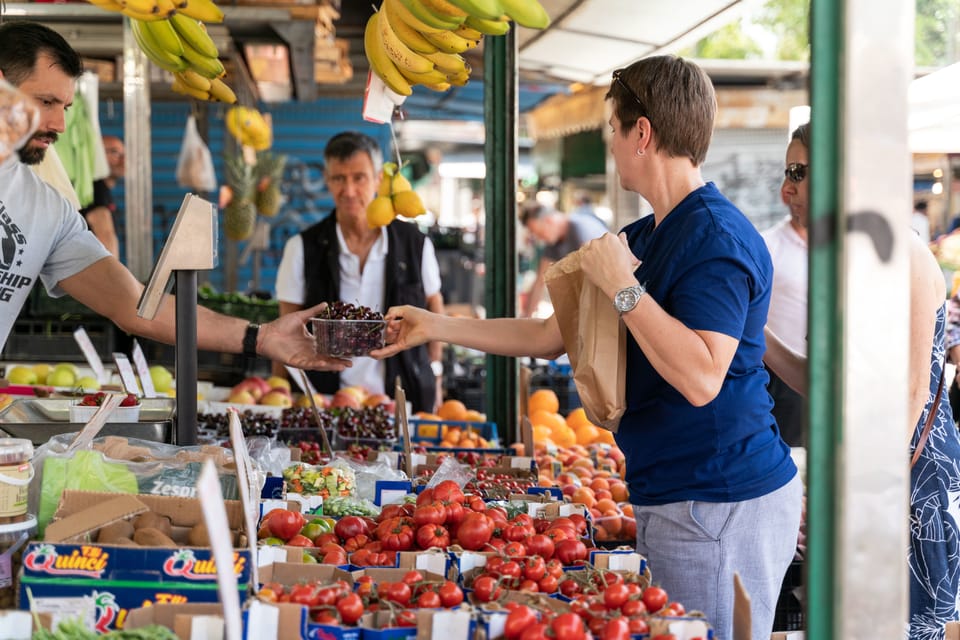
[0,79,40,164]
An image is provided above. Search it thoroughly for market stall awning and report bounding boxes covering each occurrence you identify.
[909,62,960,153]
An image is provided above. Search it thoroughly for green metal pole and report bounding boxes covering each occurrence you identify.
[807,0,843,636]
[483,27,519,441]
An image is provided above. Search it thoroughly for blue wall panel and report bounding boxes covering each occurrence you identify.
[98,98,392,295]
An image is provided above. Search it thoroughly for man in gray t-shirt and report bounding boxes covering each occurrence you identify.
[520,203,608,317]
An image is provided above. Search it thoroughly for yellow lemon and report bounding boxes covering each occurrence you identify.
[366,196,396,228]
[378,171,412,197]
[392,190,426,218]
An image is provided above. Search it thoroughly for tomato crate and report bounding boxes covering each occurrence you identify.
[408,418,500,447]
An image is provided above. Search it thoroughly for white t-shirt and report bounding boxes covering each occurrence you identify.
[275,221,441,394]
[0,157,110,347]
[762,217,808,355]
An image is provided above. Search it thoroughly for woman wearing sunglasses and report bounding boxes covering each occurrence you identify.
[375,56,801,639]
[764,125,960,639]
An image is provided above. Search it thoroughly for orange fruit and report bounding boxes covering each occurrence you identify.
[532,425,553,443]
[609,481,629,503]
[528,389,559,415]
[595,429,616,445]
[600,509,623,536]
[575,424,600,446]
[438,399,468,422]
[552,425,577,448]
[595,498,618,514]
[464,409,486,422]
[594,489,613,501]
[565,407,592,430]
[570,486,596,509]
[530,409,567,435]
[590,477,610,493]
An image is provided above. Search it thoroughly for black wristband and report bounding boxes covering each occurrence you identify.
[243,323,260,358]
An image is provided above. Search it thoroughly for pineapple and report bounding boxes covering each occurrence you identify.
[224,152,257,241]
[254,152,287,218]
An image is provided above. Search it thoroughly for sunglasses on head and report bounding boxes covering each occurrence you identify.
[784,163,807,183]
[612,69,652,125]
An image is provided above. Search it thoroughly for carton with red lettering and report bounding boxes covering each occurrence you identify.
[18,490,252,632]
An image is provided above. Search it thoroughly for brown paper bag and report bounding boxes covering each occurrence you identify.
[544,248,627,432]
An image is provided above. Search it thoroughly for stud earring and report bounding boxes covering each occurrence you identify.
[636,149,644,157]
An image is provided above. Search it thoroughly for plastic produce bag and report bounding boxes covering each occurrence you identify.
[424,456,475,490]
[331,453,407,503]
[0,78,39,164]
[176,114,217,193]
[282,458,356,498]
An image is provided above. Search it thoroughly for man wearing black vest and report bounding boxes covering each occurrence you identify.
[274,132,445,412]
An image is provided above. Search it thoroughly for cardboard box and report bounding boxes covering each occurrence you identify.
[125,601,308,640]
[257,563,357,640]
[414,609,473,640]
[20,490,252,632]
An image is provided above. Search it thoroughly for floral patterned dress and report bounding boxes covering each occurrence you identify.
[909,303,960,639]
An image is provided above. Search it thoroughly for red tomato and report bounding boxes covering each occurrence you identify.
[503,541,527,559]
[485,506,509,524]
[620,597,646,617]
[519,623,550,640]
[665,601,685,616]
[336,592,364,625]
[402,569,424,585]
[525,534,555,560]
[413,503,447,527]
[559,577,582,598]
[437,580,464,607]
[504,604,538,640]
[334,515,369,541]
[554,539,589,565]
[416,487,434,505]
[567,513,589,536]
[628,618,650,634]
[342,534,370,552]
[472,574,503,603]
[503,521,533,543]
[288,583,318,607]
[601,617,630,640]
[417,590,442,608]
[432,479,465,504]
[603,583,630,610]
[550,612,587,640]
[522,556,546,581]
[267,509,306,541]
[642,586,669,613]
[537,573,558,594]
[379,581,412,606]
[456,512,494,551]
[285,534,314,547]
[416,524,451,550]
[444,501,466,528]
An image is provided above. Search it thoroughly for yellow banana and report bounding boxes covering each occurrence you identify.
[121,0,160,16]
[170,13,220,58]
[383,0,438,54]
[398,0,461,31]
[225,108,244,141]
[131,18,188,71]
[121,5,168,20]
[141,18,184,57]
[208,77,237,103]
[387,0,446,35]
[364,12,413,96]
[178,0,224,23]
[499,0,549,29]
[454,23,483,40]
[420,0,467,18]
[154,0,177,16]
[176,69,211,92]
[86,0,125,12]
[447,65,470,86]
[423,81,451,92]
[377,7,435,74]
[172,75,210,100]
[464,14,511,35]
[423,51,466,75]
[423,28,476,53]
[446,0,502,20]
[398,66,450,86]
[181,39,225,78]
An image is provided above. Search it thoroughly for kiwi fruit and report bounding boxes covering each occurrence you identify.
[187,523,210,547]
[133,527,177,547]
[133,512,173,537]
[96,520,135,543]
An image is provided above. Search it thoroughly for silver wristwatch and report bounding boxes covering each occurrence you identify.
[613,283,646,314]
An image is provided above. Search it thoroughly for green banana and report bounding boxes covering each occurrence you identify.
[181,38,225,78]
[499,0,549,29]
[398,0,462,31]
[446,0,502,20]
[131,18,187,72]
[383,0,439,54]
[169,13,219,59]
[464,14,511,35]
[141,17,184,57]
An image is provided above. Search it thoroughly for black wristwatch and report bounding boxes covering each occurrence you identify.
[243,323,260,357]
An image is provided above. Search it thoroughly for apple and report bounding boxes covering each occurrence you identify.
[46,368,76,387]
[54,363,79,377]
[149,365,173,393]
[330,389,362,410]
[295,393,329,409]
[6,366,37,385]
[265,376,291,392]
[230,377,270,401]
[76,376,101,392]
[227,390,257,405]
[260,390,293,408]
[31,364,51,381]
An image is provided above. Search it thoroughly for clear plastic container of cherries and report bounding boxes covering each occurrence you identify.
[311,302,386,358]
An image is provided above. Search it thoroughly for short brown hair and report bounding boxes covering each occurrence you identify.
[605,56,716,166]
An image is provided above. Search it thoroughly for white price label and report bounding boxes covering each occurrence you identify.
[73,327,106,383]
[131,340,157,398]
[112,353,140,395]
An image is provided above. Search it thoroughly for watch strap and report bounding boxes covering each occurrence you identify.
[243,323,260,358]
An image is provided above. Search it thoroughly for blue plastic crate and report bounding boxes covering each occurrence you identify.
[408,419,499,446]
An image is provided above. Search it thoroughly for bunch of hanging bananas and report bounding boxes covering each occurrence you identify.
[225,107,272,151]
[86,0,235,103]
[367,162,427,229]
[365,0,549,96]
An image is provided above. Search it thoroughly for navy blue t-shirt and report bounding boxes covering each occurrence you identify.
[614,183,796,505]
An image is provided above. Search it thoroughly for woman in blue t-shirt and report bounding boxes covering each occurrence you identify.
[375,55,801,640]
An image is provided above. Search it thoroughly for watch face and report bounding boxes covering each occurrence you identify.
[615,286,643,312]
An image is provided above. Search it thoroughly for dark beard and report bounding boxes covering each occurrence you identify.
[17,132,58,165]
